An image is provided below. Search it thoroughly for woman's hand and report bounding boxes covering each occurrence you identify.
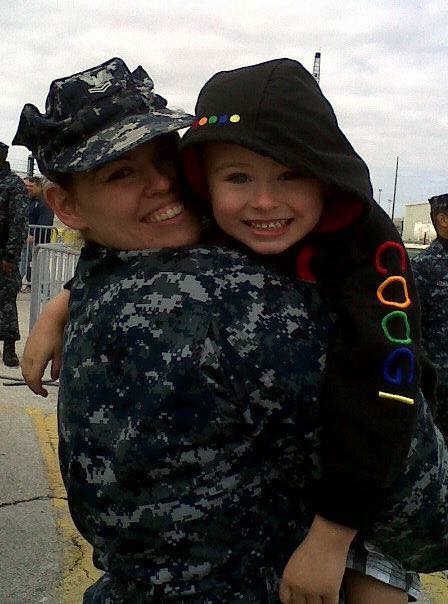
[279,515,356,604]
[21,289,70,396]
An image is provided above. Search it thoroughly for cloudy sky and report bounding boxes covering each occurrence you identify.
[1,0,447,216]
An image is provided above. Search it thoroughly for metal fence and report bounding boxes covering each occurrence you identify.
[28,243,80,333]
[21,224,82,289]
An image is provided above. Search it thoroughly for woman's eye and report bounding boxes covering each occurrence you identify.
[225,173,249,184]
[106,167,132,182]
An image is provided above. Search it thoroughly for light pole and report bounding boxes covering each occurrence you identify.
[391,156,399,220]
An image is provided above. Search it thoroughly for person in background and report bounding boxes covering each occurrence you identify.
[20,176,54,288]
[412,193,448,439]
[24,176,55,243]
[0,141,28,366]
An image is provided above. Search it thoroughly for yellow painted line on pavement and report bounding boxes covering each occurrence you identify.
[421,572,448,604]
[26,408,101,603]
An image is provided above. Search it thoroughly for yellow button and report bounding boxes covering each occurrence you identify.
[229,114,240,123]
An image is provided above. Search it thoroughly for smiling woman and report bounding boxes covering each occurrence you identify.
[45,140,200,251]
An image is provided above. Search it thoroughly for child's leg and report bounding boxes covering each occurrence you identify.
[344,569,407,603]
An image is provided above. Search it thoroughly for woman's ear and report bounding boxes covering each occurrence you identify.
[45,185,88,231]
[437,212,448,230]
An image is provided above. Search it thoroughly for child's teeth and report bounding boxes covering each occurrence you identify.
[249,220,287,229]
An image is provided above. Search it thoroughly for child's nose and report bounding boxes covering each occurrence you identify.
[251,186,280,210]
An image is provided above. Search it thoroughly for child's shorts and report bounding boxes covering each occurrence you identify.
[347,539,421,602]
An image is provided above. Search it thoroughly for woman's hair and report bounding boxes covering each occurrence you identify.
[45,171,74,191]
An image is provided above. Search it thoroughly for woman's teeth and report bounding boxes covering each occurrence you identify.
[147,203,184,223]
[246,219,289,230]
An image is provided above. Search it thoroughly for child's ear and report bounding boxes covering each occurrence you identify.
[45,185,88,231]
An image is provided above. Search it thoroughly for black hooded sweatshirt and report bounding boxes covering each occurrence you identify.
[180,58,425,530]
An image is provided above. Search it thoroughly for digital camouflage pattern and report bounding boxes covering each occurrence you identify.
[0,161,28,341]
[12,58,193,175]
[60,245,447,602]
[412,238,448,437]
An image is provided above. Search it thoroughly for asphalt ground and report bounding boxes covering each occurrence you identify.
[0,291,446,603]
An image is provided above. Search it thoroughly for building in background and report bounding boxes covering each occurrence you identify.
[402,202,436,243]
[393,217,404,236]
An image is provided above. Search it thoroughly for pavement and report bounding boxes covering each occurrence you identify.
[0,291,446,603]
[0,292,101,603]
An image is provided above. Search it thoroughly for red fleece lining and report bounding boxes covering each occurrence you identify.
[316,197,364,233]
[183,148,209,200]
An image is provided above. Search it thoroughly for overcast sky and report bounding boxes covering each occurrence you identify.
[1,0,447,216]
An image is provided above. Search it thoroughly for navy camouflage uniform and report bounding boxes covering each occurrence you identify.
[60,244,448,602]
[0,160,28,341]
[412,235,448,437]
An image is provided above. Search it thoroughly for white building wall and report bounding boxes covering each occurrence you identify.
[402,203,437,243]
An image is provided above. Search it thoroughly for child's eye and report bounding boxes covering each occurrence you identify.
[279,170,301,181]
[225,172,250,184]
[106,167,132,182]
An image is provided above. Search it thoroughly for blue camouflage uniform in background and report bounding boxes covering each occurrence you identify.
[0,159,28,342]
[412,235,448,438]
[60,244,447,603]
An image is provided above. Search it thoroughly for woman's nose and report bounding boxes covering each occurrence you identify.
[143,163,173,195]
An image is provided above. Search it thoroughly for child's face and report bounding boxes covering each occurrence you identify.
[59,139,201,251]
[204,143,324,255]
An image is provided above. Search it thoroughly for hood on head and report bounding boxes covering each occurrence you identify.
[180,58,373,233]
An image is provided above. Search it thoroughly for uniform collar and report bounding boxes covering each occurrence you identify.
[0,161,11,177]
[436,235,448,250]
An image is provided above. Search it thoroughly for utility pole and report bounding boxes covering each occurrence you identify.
[312,52,321,84]
[391,156,399,220]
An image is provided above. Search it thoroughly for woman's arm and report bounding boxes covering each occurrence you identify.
[21,289,70,396]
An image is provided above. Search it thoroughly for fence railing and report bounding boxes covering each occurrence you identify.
[28,243,80,333]
[21,225,82,288]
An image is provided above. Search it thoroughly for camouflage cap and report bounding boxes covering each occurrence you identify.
[429,194,448,212]
[12,58,194,175]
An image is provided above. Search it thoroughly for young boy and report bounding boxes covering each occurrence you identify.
[178,58,444,601]
[17,59,447,602]
[180,56,423,525]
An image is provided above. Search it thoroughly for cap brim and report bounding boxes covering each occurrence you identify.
[46,108,194,173]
